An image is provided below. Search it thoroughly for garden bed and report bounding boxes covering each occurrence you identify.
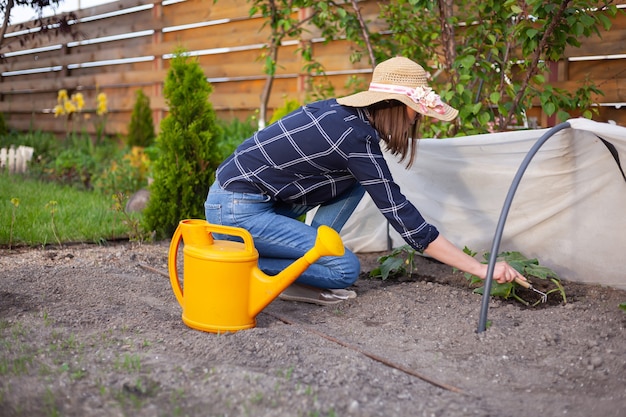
[1,241,624,416]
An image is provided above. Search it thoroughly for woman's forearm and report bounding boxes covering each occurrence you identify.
[423,234,526,284]
[423,234,486,278]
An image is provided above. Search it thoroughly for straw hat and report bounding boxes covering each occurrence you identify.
[337,57,458,121]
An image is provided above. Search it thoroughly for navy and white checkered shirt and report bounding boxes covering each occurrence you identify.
[216,99,439,252]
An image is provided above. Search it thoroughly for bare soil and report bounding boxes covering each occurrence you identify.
[1,241,625,417]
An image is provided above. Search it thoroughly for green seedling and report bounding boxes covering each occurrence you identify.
[370,245,566,306]
[111,192,150,243]
[462,247,566,306]
[9,197,19,250]
[369,245,417,280]
[45,200,62,247]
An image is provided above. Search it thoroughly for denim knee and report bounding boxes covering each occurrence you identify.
[331,250,361,288]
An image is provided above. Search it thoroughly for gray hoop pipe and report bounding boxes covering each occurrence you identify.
[477,121,572,333]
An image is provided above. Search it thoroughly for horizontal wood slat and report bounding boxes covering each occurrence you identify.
[163,0,253,25]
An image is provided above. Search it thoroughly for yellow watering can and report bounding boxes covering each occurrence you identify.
[168,219,345,333]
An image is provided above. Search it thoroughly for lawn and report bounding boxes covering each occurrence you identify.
[0,172,137,247]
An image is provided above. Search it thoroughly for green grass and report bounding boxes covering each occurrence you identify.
[0,172,137,247]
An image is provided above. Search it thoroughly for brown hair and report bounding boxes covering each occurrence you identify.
[366,100,421,168]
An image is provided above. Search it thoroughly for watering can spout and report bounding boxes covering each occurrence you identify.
[248,225,345,317]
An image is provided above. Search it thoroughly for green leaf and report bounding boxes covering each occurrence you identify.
[526,28,539,39]
[459,55,476,69]
[598,14,612,31]
[474,282,514,299]
[524,264,558,280]
[370,257,405,280]
[544,102,556,116]
[489,92,501,104]
[557,110,570,122]
[463,246,477,257]
[477,112,491,126]
[619,302,626,312]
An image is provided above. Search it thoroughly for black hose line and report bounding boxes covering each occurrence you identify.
[477,122,572,333]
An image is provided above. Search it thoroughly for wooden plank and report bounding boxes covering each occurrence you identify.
[0,68,167,94]
[196,49,266,78]
[75,8,159,39]
[563,28,626,57]
[312,40,376,71]
[162,16,275,45]
[68,0,161,24]
[0,84,167,112]
[194,45,301,78]
[1,30,78,57]
[550,79,626,103]
[6,113,132,136]
[162,0,253,26]
[2,7,157,54]
[4,0,160,35]
[155,18,272,55]
[568,59,626,81]
[2,37,153,74]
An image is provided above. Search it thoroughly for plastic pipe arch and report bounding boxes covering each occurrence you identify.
[477,121,572,333]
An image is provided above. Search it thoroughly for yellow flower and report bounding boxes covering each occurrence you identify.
[53,104,65,117]
[96,92,108,116]
[57,89,68,104]
[73,93,85,111]
[63,100,76,114]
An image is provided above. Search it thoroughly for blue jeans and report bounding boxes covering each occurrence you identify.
[204,181,364,289]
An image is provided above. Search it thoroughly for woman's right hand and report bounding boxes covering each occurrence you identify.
[482,261,527,285]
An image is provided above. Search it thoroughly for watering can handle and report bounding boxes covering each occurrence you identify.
[168,223,185,307]
[168,220,256,307]
[204,223,256,254]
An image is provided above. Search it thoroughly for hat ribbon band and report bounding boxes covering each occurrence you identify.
[368,82,446,115]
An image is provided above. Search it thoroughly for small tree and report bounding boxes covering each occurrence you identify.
[1,1,81,57]
[245,0,379,128]
[127,89,155,148]
[246,1,618,137]
[143,50,223,239]
[378,0,618,136]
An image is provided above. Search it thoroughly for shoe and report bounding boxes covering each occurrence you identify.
[278,283,356,306]
[328,288,357,300]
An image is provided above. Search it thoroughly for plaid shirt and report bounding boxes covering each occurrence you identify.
[217,99,439,251]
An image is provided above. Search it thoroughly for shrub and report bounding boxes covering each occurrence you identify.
[52,147,95,189]
[93,146,151,197]
[127,89,156,148]
[216,115,257,160]
[268,99,300,125]
[143,50,223,239]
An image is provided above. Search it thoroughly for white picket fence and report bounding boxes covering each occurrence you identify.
[0,146,34,173]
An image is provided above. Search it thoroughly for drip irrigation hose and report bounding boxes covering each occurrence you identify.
[138,262,466,394]
[477,121,572,333]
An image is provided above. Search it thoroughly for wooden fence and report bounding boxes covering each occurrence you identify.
[1,0,625,138]
[0,145,34,173]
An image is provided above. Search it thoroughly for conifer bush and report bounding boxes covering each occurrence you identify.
[127,89,155,148]
[143,50,223,238]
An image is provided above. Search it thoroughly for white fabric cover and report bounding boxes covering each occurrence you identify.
[338,118,626,290]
